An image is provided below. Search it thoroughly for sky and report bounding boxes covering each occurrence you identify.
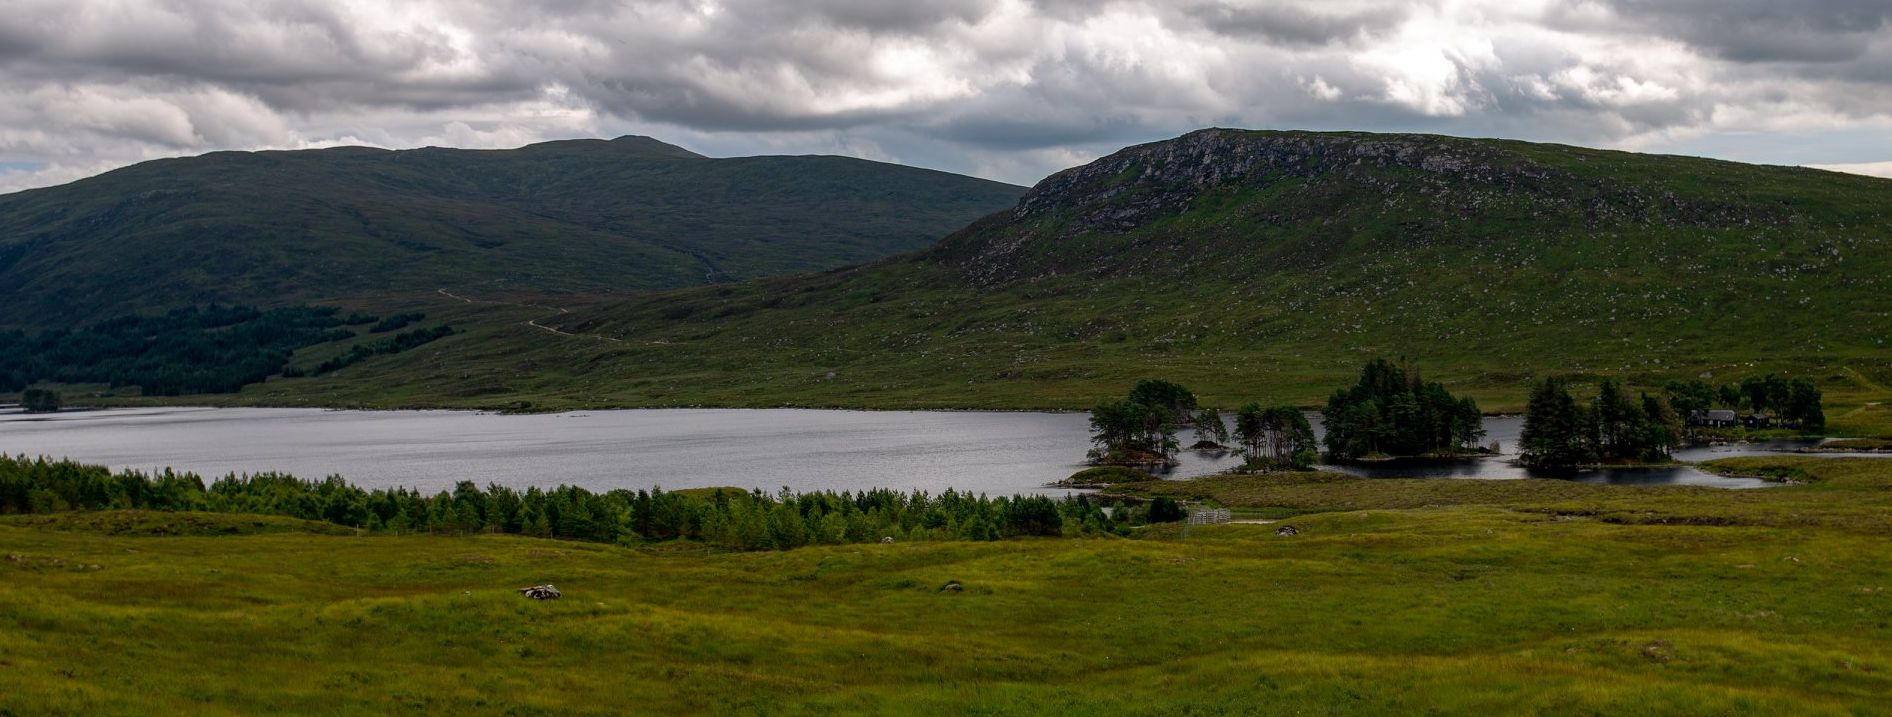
[1,0,1890,193]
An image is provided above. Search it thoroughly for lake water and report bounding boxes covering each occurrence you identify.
[1317,415,1845,489]
[0,407,1859,495]
[0,407,1134,495]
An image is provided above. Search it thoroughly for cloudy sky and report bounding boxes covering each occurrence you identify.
[2,0,1890,192]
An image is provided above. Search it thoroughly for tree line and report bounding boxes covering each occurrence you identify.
[294,325,456,377]
[0,304,457,395]
[1520,374,1824,468]
[1663,375,1824,429]
[1090,361,1826,474]
[0,455,1155,551]
[370,312,427,333]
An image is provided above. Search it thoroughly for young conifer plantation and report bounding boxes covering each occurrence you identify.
[0,456,1155,549]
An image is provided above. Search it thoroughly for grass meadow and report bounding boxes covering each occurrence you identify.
[5,457,1892,714]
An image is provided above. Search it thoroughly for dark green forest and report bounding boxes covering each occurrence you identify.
[0,305,453,395]
[0,305,359,395]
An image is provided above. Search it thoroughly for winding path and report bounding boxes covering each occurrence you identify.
[437,288,624,344]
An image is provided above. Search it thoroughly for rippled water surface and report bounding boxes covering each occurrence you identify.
[0,407,1150,494]
[2,408,1856,494]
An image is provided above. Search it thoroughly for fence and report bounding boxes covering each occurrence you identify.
[1187,508,1231,525]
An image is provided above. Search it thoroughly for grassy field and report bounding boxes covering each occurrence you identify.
[6,456,1892,715]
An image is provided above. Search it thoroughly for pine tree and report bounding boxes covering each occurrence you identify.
[1191,407,1230,446]
[1521,378,1593,468]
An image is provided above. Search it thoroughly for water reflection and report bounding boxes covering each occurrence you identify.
[1285,414,1812,489]
[0,408,1872,494]
[1319,455,1772,489]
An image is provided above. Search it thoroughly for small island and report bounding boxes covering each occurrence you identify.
[1085,377,1319,474]
[1084,379,1201,468]
[20,387,61,413]
[1321,358,1486,462]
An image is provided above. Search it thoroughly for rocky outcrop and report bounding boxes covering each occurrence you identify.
[1012,128,1537,234]
[930,127,1804,287]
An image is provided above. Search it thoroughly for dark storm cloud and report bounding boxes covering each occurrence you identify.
[2,0,1891,192]
[1592,0,1892,63]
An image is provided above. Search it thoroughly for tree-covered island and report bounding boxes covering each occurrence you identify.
[1321,358,1485,461]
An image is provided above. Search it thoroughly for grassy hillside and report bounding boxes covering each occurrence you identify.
[197,129,1892,427]
[0,137,1023,326]
[5,456,1892,714]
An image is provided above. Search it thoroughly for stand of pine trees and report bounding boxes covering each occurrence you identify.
[1233,403,1318,469]
[1520,378,1682,468]
[1087,379,1198,464]
[1089,379,1316,470]
[1322,359,1485,460]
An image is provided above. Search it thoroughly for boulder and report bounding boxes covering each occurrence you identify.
[518,584,562,600]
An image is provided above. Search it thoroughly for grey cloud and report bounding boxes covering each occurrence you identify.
[728,0,1004,33]
[1178,1,1415,46]
[1589,0,1892,63]
[0,0,546,113]
[0,0,1890,193]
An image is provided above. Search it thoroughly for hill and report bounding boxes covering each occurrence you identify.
[0,136,1024,326]
[131,129,1892,424]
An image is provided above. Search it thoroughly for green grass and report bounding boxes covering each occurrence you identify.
[1059,465,1155,485]
[6,457,1892,714]
[1820,438,1892,451]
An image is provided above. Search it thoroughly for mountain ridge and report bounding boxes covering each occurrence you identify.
[0,137,1024,326]
[459,127,1891,413]
[33,128,1892,431]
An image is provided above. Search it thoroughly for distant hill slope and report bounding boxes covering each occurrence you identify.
[0,136,1024,326]
[201,129,1892,419]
